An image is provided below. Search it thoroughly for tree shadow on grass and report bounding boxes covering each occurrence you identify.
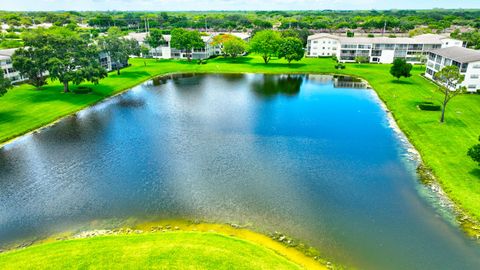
[391,80,413,85]
[212,57,255,64]
[0,110,23,124]
[249,62,307,69]
[112,70,151,79]
[470,168,480,180]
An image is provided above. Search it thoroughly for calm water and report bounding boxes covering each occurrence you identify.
[1,74,479,269]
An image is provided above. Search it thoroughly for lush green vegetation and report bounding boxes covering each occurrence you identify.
[0,231,307,270]
[0,55,479,227]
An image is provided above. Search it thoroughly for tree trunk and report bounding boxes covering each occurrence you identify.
[440,90,449,123]
[117,66,120,75]
[263,55,269,64]
[63,81,69,93]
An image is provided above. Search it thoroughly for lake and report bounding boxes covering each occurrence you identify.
[0,73,479,269]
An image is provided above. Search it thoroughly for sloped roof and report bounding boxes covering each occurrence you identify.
[0,48,17,57]
[430,46,480,63]
[308,33,458,45]
[307,33,341,40]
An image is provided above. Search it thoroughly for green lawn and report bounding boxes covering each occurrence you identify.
[0,232,303,269]
[0,55,479,225]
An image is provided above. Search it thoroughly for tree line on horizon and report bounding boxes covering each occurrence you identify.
[2,9,480,33]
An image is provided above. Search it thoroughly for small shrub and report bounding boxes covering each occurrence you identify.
[355,56,369,63]
[418,101,441,111]
[197,59,207,65]
[388,34,397,38]
[335,63,346,70]
[332,55,338,63]
[73,86,92,94]
[368,34,375,38]
[468,136,480,165]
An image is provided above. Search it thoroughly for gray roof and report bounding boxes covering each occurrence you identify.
[430,46,480,63]
[0,48,17,57]
[308,33,455,45]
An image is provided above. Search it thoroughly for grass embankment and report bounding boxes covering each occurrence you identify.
[0,55,479,227]
[0,221,327,270]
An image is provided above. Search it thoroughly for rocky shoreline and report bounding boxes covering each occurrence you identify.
[368,81,480,241]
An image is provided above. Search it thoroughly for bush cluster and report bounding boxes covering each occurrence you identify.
[418,101,441,111]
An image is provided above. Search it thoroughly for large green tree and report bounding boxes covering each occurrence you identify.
[278,37,305,64]
[212,34,247,58]
[99,27,139,75]
[0,69,12,97]
[12,46,50,88]
[249,30,282,64]
[145,28,165,59]
[223,37,247,58]
[38,27,107,93]
[390,58,412,80]
[170,28,204,61]
[434,65,466,123]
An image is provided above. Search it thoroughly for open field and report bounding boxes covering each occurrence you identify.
[0,55,479,228]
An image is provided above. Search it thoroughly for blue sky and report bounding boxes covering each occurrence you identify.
[1,0,479,11]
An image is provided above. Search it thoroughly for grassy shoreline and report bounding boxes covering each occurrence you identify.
[0,220,328,270]
[1,55,480,234]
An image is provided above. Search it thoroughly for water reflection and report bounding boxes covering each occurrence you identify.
[333,75,368,89]
[252,74,303,97]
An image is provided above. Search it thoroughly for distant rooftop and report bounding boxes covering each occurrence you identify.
[430,46,480,63]
[126,32,249,44]
[0,48,17,57]
[308,33,456,45]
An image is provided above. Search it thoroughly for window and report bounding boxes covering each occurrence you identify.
[468,84,477,89]
[313,41,318,44]
[471,74,479,79]
[473,64,480,69]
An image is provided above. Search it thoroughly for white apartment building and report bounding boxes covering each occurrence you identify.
[127,32,250,60]
[307,33,463,64]
[425,46,480,93]
[0,48,27,83]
